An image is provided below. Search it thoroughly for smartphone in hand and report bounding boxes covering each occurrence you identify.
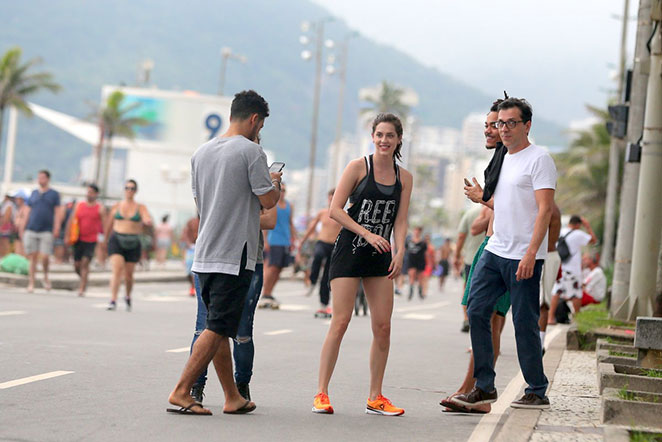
[463,178,473,187]
[269,162,285,173]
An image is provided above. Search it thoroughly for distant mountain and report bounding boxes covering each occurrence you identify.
[0,0,566,183]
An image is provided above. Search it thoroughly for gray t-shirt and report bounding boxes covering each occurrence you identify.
[191,135,274,275]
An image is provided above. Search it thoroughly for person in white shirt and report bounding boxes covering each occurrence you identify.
[581,252,606,306]
[452,97,556,410]
[548,215,597,322]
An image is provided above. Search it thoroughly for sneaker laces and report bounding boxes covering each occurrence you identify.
[377,395,393,406]
[316,392,330,404]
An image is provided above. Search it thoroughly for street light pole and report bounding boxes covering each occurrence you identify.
[218,47,247,96]
[601,0,630,268]
[330,32,357,188]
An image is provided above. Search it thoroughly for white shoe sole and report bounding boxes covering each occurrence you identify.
[510,402,550,409]
[311,407,333,414]
[450,397,497,407]
[365,407,404,416]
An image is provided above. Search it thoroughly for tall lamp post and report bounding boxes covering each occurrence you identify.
[329,31,359,188]
[160,164,189,225]
[218,47,247,96]
[300,18,334,219]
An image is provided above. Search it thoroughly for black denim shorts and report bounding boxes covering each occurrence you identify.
[195,245,253,338]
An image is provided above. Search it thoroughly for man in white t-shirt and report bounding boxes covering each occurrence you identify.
[549,215,597,321]
[581,252,606,306]
[453,98,556,410]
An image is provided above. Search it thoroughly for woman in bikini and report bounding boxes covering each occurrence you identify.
[104,179,152,311]
[312,113,413,416]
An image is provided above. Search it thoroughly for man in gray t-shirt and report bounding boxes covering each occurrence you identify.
[168,90,281,416]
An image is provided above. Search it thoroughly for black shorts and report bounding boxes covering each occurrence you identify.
[108,233,141,263]
[195,245,253,338]
[266,245,292,268]
[73,241,96,261]
[407,255,426,272]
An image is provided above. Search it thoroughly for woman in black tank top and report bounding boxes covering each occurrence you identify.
[312,114,413,416]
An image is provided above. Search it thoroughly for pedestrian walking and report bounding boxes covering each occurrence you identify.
[167,90,280,416]
[24,170,63,292]
[406,226,426,300]
[104,179,152,311]
[65,184,106,297]
[259,183,296,309]
[155,214,174,267]
[298,189,342,317]
[313,113,413,416]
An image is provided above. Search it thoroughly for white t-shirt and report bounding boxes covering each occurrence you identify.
[486,144,557,260]
[584,267,606,302]
[559,227,592,276]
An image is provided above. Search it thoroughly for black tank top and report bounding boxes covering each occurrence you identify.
[342,154,401,255]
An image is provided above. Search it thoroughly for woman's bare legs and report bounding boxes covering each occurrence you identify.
[317,277,360,394]
[362,276,394,400]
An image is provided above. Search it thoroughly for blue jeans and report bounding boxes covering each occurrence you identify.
[233,263,263,385]
[190,273,208,387]
[467,250,548,398]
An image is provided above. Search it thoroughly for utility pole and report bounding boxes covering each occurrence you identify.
[218,47,246,96]
[602,0,630,268]
[305,20,326,219]
[611,0,653,319]
[329,32,357,188]
[627,18,662,319]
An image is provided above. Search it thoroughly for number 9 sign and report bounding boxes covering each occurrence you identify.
[205,113,222,140]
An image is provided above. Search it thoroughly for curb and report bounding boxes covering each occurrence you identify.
[491,327,567,442]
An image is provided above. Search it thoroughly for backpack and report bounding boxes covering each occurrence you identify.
[557,230,575,263]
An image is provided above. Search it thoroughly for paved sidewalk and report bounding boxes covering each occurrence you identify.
[530,350,603,441]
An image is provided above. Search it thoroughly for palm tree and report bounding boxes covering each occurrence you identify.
[361,80,410,118]
[0,47,60,166]
[553,106,611,239]
[94,91,150,197]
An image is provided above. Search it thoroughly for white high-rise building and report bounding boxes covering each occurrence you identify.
[461,113,486,155]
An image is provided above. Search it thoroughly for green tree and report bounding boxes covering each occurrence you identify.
[94,91,150,197]
[361,80,410,118]
[0,47,60,167]
[553,106,611,240]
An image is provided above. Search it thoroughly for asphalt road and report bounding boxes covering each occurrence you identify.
[0,273,523,442]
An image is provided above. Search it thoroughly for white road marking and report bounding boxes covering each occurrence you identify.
[467,325,565,441]
[141,296,183,303]
[278,304,309,311]
[0,371,74,390]
[394,301,449,313]
[264,329,293,336]
[401,313,435,321]
[0,310,27,317]
[166,347,190,353]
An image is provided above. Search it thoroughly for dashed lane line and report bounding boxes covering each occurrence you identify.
[0,371,74,390]
[0,310,27,317]
[401,313,436,321]
[264,329,293,336]
[166,347,190,353]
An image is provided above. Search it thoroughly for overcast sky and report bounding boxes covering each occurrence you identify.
[312,0,638,126]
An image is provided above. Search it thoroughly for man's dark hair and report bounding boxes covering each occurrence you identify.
[231,90,270,121]
[88,183,99,193]
[162,214,169,223]
[497,97,533,123]
[489,98,504,113]
[39,169,51,179]
[569,215,582,225]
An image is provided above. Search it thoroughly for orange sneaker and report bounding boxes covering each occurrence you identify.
[189,286,195,297]
[312,392,334,414]
[366,395,404,416]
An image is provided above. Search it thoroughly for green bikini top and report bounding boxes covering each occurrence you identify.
[114,206,141,222]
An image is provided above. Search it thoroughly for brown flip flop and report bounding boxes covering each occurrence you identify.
[223,400,256,415]
[166,402,212,415]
